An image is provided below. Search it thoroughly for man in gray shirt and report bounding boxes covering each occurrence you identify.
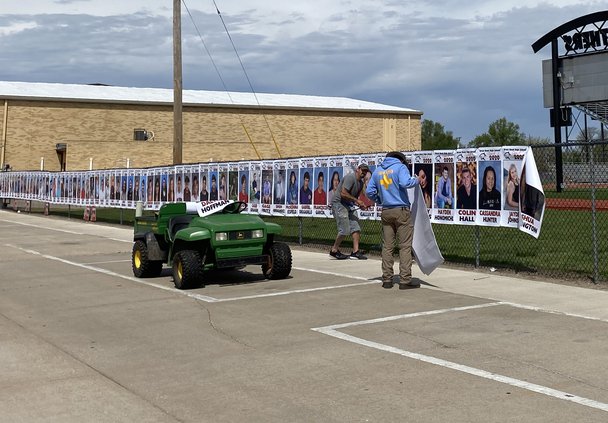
[329,164,370,260]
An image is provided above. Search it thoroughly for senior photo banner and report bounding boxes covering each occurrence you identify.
[432,150,456,224]
[0,148,545,237]
[476,147,502,227]
[519,147,545,238]
[455,148,478,225]
[357,153,378,220]
[501,146,528,227]
[272,160,287,216]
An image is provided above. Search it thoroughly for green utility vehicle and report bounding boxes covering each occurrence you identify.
[131,201,292,289]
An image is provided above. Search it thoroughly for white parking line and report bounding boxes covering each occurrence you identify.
[215,280,378,302]
[6,244,219,303]
[0,218,131,243]
[82,259,132,265]
[292,266,373,281]
[6,245,377,303]
[312,303,608,413]
[0,218,85,235]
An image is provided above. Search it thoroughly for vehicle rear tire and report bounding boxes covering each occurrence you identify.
[132,240,163,278]
[262,242,292,279]
[173,250,204,289]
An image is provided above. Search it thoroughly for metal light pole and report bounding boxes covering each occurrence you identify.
[173,0,183,165]
[551,40,563,192]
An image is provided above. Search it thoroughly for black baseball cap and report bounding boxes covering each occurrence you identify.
[386,151,407,164]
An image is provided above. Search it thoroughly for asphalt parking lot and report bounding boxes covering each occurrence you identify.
[1,210,608,422]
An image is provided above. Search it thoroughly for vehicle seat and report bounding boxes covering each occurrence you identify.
[168,215,194,241]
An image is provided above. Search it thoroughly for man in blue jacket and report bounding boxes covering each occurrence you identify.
[366,151,420,289]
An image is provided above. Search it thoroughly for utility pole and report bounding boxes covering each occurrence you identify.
[173,0,183,165]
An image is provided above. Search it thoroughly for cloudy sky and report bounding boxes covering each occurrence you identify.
[0,1,605,143]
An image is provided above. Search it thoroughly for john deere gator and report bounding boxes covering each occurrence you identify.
[131,201,292,289]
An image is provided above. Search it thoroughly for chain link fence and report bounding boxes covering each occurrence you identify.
[3,141,607,283]
[269,141,608,284]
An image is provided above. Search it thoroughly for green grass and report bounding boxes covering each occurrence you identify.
[544,187,608,200]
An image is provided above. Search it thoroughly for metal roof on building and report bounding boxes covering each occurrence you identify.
[0,81,421,115]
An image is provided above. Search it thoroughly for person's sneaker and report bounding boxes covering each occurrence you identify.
[349,250,368,260]
[382,281,393,289]
[329,250,349,260]
[399,280,421,290]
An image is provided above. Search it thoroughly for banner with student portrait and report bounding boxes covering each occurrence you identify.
[218,163,228,203]
[501,146,528,227]
[260,160,273,216]
[455,148,478,225]
[476,147,502,227]
[132,170,141,205]
[228,162,239,202]
[140,171,148,207]
[151,169,162,209]
[209,163,219,202]
[327,155,344,211]
[285,159,299,216]
[272,160,287,216]
[199,164,209,203]
[0,147,545,237]
[158,168,168,206]
[298,157,313,216]
[237,161,250,205]
[248,162,260,214]
[357,153,378,220]
[312,157,329,218]
[344,155,359,176]
[413,151,434,217]
[519,147,545,238]
[432,150,456,224]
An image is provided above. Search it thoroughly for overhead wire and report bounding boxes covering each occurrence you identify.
[211,0,283,158]
[181,0,262,160]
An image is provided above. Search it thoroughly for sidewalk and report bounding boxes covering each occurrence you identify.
[293,249,608,322]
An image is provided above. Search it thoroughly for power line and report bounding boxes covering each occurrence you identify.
[211,0,283,158]
[182,0,262,159]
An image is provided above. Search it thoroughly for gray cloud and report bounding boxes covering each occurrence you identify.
[0,3,604,143]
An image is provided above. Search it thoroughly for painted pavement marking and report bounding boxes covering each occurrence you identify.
[312,302,608,413]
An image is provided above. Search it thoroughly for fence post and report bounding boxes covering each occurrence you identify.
[475,225,480,268]
[135,201,143,217]
[589,143,599,283]
[298,217,303,245]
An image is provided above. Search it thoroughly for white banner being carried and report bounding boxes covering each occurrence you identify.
[519,147,545,238]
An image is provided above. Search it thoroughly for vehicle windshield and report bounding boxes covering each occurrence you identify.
[221,201,247,214]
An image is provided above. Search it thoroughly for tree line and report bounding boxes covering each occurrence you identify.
[421,117,550,151]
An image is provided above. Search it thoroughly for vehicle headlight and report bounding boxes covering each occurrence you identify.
[252,229,264,239]
[215,232,228,241]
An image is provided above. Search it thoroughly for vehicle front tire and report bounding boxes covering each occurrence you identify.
[132,240,163,278]
[173,250,204,289]
[262,242,292,280]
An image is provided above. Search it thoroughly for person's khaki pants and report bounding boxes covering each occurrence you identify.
[380,207,413,283]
